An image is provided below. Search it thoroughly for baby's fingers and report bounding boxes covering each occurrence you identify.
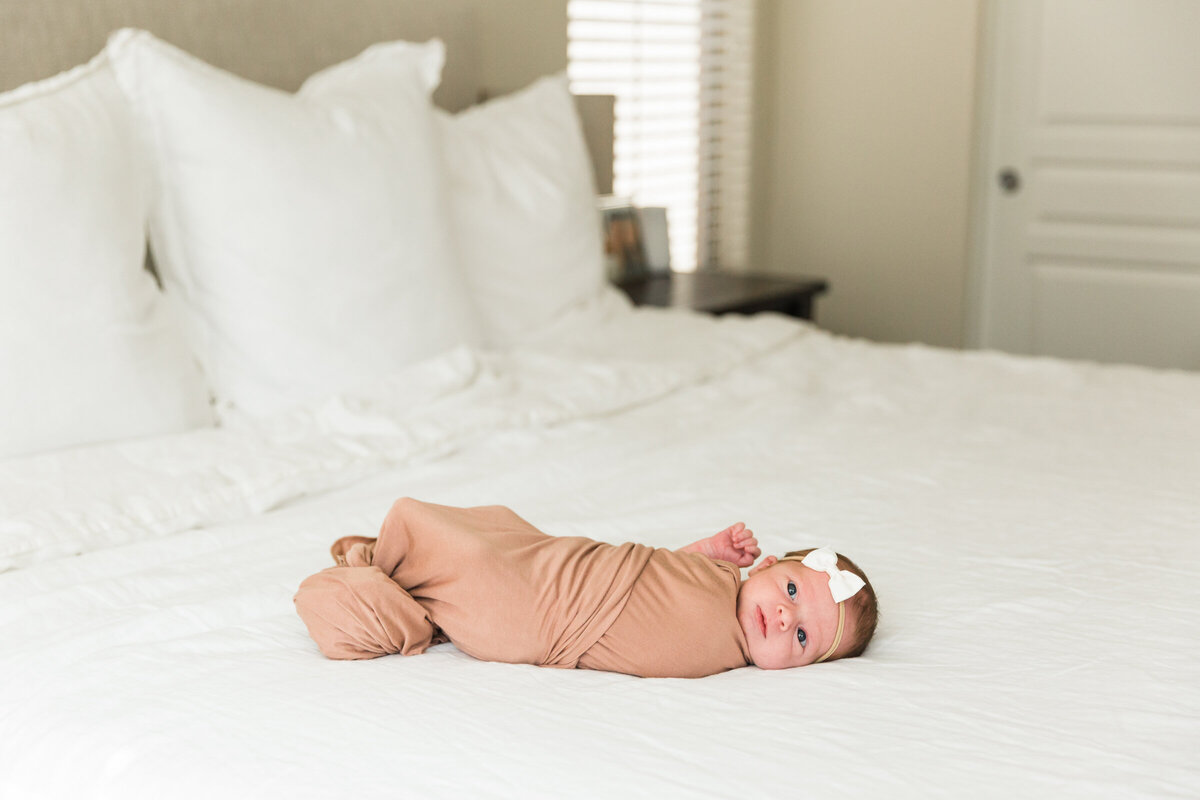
[738,531,761,560]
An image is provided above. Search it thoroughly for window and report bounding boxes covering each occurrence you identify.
[568,0,756,272]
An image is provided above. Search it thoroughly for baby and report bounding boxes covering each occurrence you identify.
[294,498,878,678]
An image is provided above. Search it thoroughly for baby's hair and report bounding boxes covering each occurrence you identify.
[785,548,878,660]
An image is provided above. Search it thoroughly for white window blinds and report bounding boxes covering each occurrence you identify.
[568,0,756,272]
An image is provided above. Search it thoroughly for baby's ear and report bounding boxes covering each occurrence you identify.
[748,555,778,576]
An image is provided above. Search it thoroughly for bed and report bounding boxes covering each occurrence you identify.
[3,5,1199,799]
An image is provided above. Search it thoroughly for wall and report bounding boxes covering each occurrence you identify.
[751,0,982,348]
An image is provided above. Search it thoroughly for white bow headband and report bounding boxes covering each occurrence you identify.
[798,547,865,603]
[777,547,865,663]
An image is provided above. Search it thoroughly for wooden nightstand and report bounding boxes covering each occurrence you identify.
[616,271,828,321]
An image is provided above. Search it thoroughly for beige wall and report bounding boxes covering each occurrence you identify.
[751,0,982,347]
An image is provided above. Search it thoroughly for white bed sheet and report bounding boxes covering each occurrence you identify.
[2,294,1198,798]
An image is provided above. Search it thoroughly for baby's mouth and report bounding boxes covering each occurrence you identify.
[756,606,766,638]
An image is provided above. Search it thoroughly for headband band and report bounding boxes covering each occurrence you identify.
[815,604,845,664]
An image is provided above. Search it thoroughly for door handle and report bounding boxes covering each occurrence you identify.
[998,168,1021,193]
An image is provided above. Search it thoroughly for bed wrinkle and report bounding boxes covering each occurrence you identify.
[4,317,801,574]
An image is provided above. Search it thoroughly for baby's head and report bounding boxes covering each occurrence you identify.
[736,547,878,670]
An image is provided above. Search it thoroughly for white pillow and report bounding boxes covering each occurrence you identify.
[107,29,480,419]
[0,52,214,460]
[438,74,606,347]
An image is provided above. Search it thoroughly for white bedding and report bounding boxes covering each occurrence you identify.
[2,295,1198,798]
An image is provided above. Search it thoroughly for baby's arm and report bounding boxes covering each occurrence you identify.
[678,522,761,568]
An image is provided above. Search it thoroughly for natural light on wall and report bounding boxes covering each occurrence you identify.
[567,0,755,273]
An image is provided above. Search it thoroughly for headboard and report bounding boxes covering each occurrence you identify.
[1,0,479,110]
[0,0,613,191]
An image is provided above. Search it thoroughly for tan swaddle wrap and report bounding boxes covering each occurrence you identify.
[294,499,750,678]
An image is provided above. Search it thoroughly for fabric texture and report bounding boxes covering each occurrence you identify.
[294,498,750,678]
[0,50,212,459]
[107,29,480,419]
[438,73,606,348]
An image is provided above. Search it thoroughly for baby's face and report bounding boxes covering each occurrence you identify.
[736,558,850,669]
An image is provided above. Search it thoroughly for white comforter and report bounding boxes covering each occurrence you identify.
[2,292,1198,799]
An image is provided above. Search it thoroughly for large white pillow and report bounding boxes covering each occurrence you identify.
[438,74,606,347]
[107,29,480,419]
[0,52,213,460]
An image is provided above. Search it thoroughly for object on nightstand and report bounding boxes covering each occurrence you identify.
[598,195,646,281]
[635,206,671,274]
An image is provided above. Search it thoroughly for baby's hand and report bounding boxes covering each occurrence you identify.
[701,522,761,567]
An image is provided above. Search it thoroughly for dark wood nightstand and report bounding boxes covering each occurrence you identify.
[616,271,828,321]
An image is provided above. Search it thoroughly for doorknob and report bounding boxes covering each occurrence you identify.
[998,168,1021,193]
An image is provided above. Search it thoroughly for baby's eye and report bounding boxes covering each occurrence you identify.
[797,627,807,647]
[787,581,797,599]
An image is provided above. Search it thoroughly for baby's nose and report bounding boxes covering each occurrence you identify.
[776,604,793,630]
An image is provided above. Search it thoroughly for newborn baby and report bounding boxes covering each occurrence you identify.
[294,498,878,678]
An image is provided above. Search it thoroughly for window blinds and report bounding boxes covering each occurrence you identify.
[568,0,756,272]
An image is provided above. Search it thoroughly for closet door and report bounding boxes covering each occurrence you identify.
[974,0,1200,369]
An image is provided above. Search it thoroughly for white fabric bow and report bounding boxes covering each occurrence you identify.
[801,547,865,603]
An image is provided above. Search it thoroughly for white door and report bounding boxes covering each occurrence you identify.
[972,0,1200,370]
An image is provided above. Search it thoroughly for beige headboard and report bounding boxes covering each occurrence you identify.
[0,0,483,109]
[0,0,613,190]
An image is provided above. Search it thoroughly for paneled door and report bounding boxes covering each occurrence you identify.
[972,0,1200,370]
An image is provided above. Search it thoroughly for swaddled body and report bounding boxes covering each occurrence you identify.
[294,498,751,678]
